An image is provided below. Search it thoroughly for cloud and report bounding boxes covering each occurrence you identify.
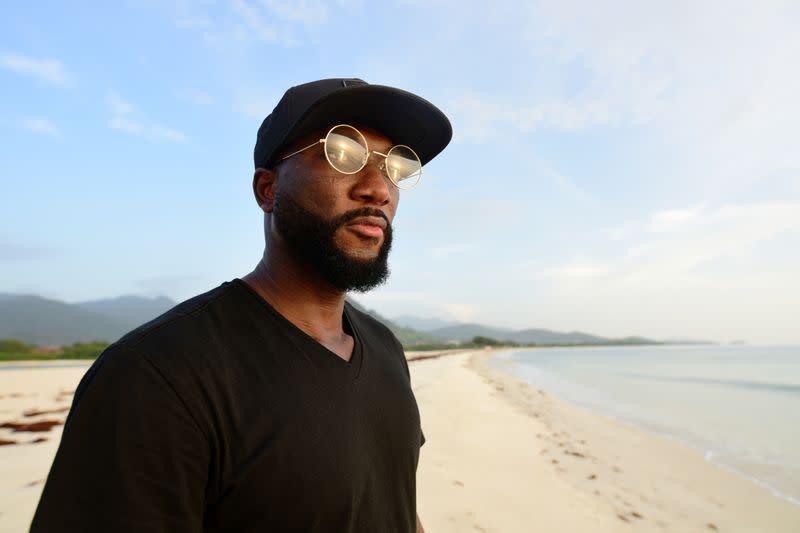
[108,93,187,142]
[526,0,800,191]
[263,0,329,26]
[446,90,612,142]
[230,0,282,42]
[0,53,75,87]
[172,0,338,47]
[20,118,61,137]
[150,125,187,142]
[172,0,213,28]
[647,208,701,234]
[538,202,800,288]
[109,93,134,115]
[109,115,145,135]
[505,200,800,343]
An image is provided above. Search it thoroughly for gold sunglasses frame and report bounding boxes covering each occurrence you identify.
[280,124,423,190]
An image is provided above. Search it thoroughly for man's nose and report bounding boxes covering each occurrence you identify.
[350,157,392,205]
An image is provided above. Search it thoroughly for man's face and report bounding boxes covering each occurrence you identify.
[271,125,400,292]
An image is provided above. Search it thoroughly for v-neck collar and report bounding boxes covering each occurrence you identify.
[232,278,364,377]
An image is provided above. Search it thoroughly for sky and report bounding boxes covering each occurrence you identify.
[1,1,799,344]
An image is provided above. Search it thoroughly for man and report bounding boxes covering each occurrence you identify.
[30,78,452,532]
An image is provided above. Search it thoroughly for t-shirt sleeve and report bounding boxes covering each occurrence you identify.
[30,344,210,533]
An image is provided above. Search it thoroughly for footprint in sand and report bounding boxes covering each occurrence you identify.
[564,450,586,458]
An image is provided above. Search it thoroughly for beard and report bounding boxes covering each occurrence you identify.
[272,192,393,293]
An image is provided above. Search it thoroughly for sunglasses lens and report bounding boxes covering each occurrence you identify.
[325,126,368,173]
[385,146,422,189]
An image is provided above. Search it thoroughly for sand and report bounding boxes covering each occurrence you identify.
[2,352,799,532]
[0,362,88,533]
[410,350,800,532]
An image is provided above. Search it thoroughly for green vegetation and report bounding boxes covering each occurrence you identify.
[0,338,108,362]
[59,341,109,359]
[0,338,32,354]
[404,336,523,351]
[401,334,664,352]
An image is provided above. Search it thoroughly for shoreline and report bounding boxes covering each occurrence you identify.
[410,349,800,532]
[482,347,800,508]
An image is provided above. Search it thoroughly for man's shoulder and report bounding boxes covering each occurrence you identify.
[78,280,256,407]
[116,280,242,351]
[90,280,259,386]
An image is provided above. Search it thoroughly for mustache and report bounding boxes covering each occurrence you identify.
[332,207,390,228]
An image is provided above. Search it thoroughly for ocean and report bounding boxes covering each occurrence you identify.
[492,344,800,505]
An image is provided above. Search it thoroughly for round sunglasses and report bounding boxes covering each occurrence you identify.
[280,124,423,190]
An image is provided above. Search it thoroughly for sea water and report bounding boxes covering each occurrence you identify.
[492,344,800,505]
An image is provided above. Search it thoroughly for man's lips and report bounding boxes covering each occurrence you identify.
[345,216,387,239]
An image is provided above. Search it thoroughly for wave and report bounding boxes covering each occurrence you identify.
[621,373,800,394]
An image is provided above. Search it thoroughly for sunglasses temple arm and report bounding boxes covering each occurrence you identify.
[280,139,326,161]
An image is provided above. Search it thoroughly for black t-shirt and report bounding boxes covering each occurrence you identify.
[31,279,424,532]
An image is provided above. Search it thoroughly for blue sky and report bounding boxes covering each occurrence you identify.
[1,1,798,344]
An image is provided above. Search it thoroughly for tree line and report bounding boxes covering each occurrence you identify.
[0,339,109,361]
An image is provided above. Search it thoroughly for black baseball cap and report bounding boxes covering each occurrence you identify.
[254,78,452,169]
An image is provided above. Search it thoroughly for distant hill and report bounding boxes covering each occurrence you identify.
[1,291,669,349]
[0,295,130,345]
[392,315,460,332]
[0,290,441,348]
[430,324,608,344]
[0,294,175,346]
[663,337,717,345]
[77,295,175,326]
[347,300,443,346]
[413,320,661,346]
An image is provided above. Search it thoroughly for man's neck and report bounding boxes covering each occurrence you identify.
[241,251,355,361]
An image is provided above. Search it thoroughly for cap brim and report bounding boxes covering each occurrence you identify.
[278,85,452,167]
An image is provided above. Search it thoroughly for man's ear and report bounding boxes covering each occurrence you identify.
[253,167,277,213]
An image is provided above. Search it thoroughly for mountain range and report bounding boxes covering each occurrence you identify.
[391,317,660,346]
[0,291,671,347]
[0,293,175,346]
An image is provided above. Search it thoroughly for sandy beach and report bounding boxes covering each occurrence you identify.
[0,362,88,533]
[1,352,799,532]
[412,350,800,532]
